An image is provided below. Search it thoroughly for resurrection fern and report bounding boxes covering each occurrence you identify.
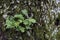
[5,9,36,32]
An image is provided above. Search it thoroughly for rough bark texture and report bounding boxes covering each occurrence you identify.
[0,0,60,40]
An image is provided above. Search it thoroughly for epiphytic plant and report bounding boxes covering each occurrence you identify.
[5,9,36,32]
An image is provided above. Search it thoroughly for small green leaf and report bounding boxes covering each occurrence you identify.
[23,19,29,25]
[6,26,14,29]
[6,19,14,28]
[26,26,32,29]
[21,9,28,15]
[18,20,22,23]
[28,18,36,23]
[14,14,24,20]
[17,26,25,32]
[20,27,25,32]
[14,21,20,27]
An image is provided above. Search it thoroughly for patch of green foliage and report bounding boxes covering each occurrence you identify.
[5,9,36,32]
